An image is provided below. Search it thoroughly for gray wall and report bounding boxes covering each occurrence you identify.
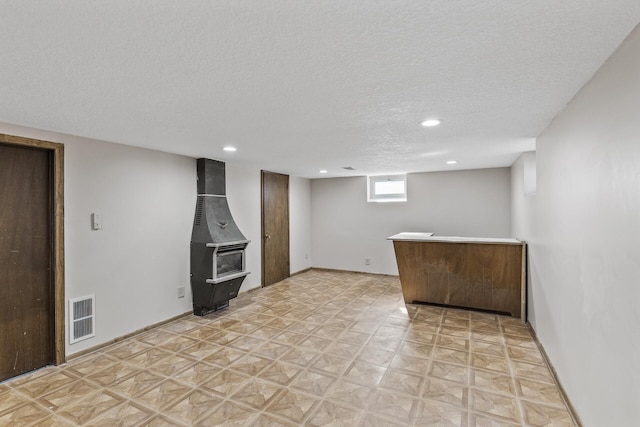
[511,25,640,426]
[311,168,512,275]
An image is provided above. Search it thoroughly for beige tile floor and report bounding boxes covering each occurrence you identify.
[0,270,577,426]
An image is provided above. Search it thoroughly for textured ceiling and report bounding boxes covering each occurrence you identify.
[1,1,639,178]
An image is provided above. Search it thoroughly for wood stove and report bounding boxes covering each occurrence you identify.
[190,159,250,316]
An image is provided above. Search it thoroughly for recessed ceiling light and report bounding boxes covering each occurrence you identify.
[319,170,328,174]
[446,160,457,165]
[421,119,441,127]
[223,146,237,152]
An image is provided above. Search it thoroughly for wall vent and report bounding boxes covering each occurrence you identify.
[194,197,204,226]
[69,295,95,344]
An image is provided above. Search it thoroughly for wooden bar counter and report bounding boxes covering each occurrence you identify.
[388,233,526,320]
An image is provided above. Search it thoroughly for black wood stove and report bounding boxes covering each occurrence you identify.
[190,158,250,316]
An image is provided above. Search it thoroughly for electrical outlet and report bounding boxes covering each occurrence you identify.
[305,253,309,259]
[177,286,185,298]
[365,258,371,265]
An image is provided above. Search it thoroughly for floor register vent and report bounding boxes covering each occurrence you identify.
[69,295,95,344]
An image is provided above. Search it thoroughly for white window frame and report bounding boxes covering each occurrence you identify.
[367,174,407,203]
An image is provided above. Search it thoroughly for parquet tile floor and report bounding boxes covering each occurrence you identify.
[0,270,576,426]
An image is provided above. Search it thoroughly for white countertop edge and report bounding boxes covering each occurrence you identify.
[386,232,435,241]
[387,233,523,245]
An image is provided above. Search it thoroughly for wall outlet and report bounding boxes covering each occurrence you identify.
[364,258,371,265]
[305,253,309,259]
[177,286,186,298]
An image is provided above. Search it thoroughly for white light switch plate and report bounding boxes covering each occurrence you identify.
[91,213,103,230]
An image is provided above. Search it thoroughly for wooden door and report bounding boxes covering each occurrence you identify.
[261,171,290,287]
[0,144,53,381]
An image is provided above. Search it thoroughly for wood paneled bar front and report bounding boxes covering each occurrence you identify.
[389,233,526,321]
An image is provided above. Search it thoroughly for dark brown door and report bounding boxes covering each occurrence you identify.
[261,171,290,287]
[0,144,53,381]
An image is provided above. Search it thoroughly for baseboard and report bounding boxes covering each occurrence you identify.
[291,267,312,276]
[238,284,263,295]
[527,324,583,427]
[308,267,399,278]
[65,310,193,361]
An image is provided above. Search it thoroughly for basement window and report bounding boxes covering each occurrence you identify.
[367,174,407,203]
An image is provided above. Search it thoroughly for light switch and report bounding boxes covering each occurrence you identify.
[91,213,103,230]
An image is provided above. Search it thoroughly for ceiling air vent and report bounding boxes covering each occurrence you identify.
[69,295,95,344]
[342,166,356,170]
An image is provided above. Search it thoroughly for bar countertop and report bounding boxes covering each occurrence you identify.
[387,232,522,245]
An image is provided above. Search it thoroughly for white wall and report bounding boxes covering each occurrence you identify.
[511,25,640,426]
[0,122,279,356]
[225,163,262,293]
[0,122,195,356]
[290,176,312,274]
[510,152,538,326]
[511,152,537,240]
[65,139,197,356]
[228,171,312,283]
[311,168,511,275]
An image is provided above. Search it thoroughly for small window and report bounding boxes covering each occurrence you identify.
[367,174,407,202]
